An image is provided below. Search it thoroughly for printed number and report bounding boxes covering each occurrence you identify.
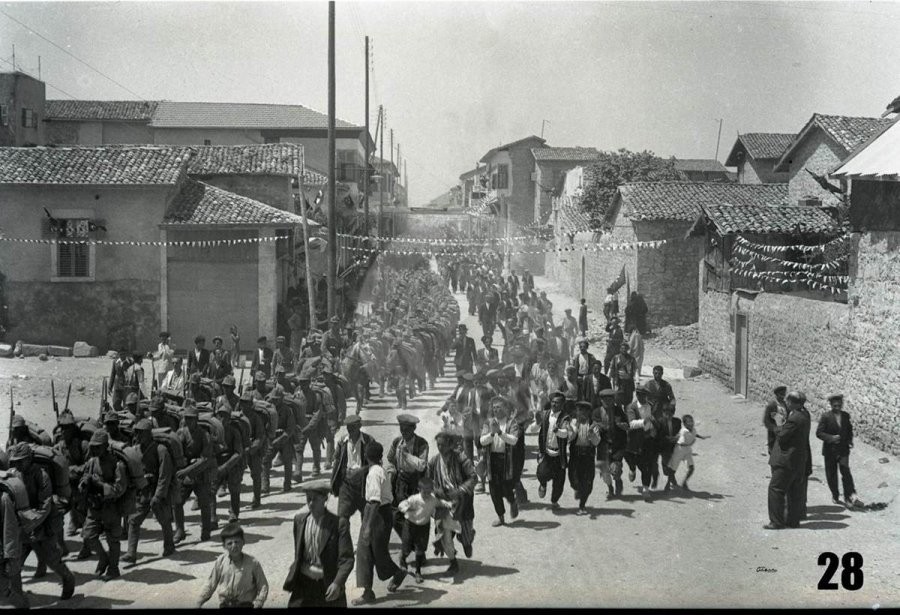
[817,551,863,590]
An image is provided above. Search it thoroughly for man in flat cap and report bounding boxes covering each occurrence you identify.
[209,335,233,383]
[54,411,91,552]
[603,316,624,377]
[8,443,76,598]
[386,414,429,537]
[285,479,354,607]
[763,386,788,454]
[251,336,274,379]
[273,335,295,375]
[567,401,603,515]
[174,401,214,543]
[610,341,638,407]
[597,388,626,498]
[213,404,245,524]
[331,415,375,534]
[79,430,128,580]
[765,391,811,529]
[476,335,500,375]
[816,393,862,508]
[428,426,478,572]
[122,419,176,564]
[294,374,324,482]
[625,384,657,502]
[572,338,597,389]
[452,324,477,375]
[187,335,210,378]
[537,392,570,508]
[480,397,519,527]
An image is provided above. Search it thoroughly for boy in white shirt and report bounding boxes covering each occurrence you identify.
[667,414,708,491]
[397,477,452,583]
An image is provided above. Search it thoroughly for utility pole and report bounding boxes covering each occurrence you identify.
[389,128,394,202]
[326,0,337,320]
[297,167,317,331]
[37,56,41,80]
[714,118,724,161]
[363,35,370,236]
[379,105,384,236]
[404,160,408,202]
[541,119,550,139]
[11,45,15,71]
[396,143,401,187]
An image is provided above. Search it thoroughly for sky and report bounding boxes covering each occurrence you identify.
[2,1,900,205]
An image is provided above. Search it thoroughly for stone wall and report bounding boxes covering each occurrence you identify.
[784,128,845,208]
[634,220,703,328]
[509,146,537,229]
[202,174,292,211]
[698,288,733,383]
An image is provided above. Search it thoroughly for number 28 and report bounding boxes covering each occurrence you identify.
[818,551,863,590]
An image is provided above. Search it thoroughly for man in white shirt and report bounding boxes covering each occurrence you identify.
[353,441,407,605]
[537,392,570,508]
[161,357,186,400]
[479,398,520,527]
[331,415,374,527]
[153,331,174,390]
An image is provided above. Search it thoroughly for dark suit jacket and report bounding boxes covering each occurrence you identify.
[186,348,210,376]
[580,374,612,407]
[330,432,374,494]
[656,415,682,458]
[250,347,275,378]
[538,409,570,469]
[572,352,597,378]
[769,407,811,475]
[816,410,853,456]
[285,510,354,606]
[453,336,477,372]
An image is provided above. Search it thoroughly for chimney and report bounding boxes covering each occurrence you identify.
[797,196,822,208]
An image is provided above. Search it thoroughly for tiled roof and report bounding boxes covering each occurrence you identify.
[163,179,307,226]
[0,146,188,185]
[555,199,593,233]
[151,101,356,129]
[699,203,838,235]
[302,166,328,185]
[673,158,728,173]
[532,147,600,162]
[372,157,398,175]
[187,143,302,177]
[45,100,159,121]
[616,181,788,222]
[811,114,893,153]
[728,133,796,163]
[480,135,546,163]
[832,116,900,179]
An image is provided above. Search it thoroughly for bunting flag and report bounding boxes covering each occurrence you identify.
[734,234,848,254]
[732,241,848,271]
[345,239,669,257]
[0,235,290,248]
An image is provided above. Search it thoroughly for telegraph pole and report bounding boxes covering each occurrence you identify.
[326,0,337,320]
[390,128,394,202]
[379,105,384,236]
[363,35,370,236]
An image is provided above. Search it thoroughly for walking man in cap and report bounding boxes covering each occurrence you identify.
[54,412,90,552]
[562,308,578,358]
[386,415,429,536]
[8,443,76,598]
[476,336,499,375]
[625,385,657,502]
[537,392,570,508]
[610,341,638,407]
[763,386,788,454]
[645,366,675,418]
[238,390,268,509]
[174,402,214,543]
[452,324,478,375]
[264,386,297,493]
[765,391,811,529]
[251,336,274,379]
[296,375,326,480]
[79,430,128,580]
[603,317,624,376]
[213,405,245,523]
[331,415,375,532]
[0,477,27,608]
[122,419,176,564]
[109,348,134,412]
[816,394,863,508]
[273,335,295,375]
[285,479,354,607]
[187,335,211,378]
[567,401,602,514]
[428,428,477,571]
[480,398,519,527]
[572,338,597,390]
[209,336,233,383]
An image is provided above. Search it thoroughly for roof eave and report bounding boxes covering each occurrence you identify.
[160,221,302,230]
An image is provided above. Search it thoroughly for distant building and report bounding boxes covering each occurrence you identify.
[478,135,547,231]
[724,133,795,184]
[0,72,46,146]
[672,158,730,182]
[531,147,600,225]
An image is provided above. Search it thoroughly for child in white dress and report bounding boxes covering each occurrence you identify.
[667,415,707,490]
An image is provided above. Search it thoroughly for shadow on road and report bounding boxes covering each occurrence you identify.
[507,519,560,530]
[120,567,195,585]
[28,590,134,609]
[799,521,849,530]
[587,506,635,519]
[164,547,221,565]
[452,559,518,584]
[365,584,448,606]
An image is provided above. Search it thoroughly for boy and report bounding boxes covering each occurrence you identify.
[667,414,707,491]
[397,477,452,583]
[197,522,268,609]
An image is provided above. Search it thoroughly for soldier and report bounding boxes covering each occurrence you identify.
[122,419,177,563]
[150,396,180,432]
[273,335,294,374]
[213,405,245,523]
[273,365,295,395]
[123,391,140,421]
[250,371,271,401]
[8,415,40,446]
[79,430,128,580]
[188,373,213,404]
[103,413,129,445]
[322,366,348,426]
[174,402,214,543]
[209,336,233,383]
[108,348,133,411]
[263,387,296,493]
[217,375,240,414]
[296,376,326,479]
[54,413,91,558]
[8,443,76,599]
[238,391,268,509]
[321,316,346,362]
[385,414,429,537]
[0,480,27,608]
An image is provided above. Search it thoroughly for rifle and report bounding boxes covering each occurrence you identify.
[51,380,59,418]
[63,382,72,414]
[151,357,158,395]
[8,385,13,447]
[238,366,245,395]
[100,377,108,421]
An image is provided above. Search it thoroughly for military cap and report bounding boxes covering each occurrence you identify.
[219,521,244,541]
[297,478,331,495]
[58,412,76,427]
[485,369,500,380]
[8,443,32,462]
[212,336,223,344]
[502,364,517,374]
[344,415,362,426]
[773,386,787,395]
[635,384,648,394]
[240,390,254,402]
[104,413,120,424]
[274,365,286,375]
[827,393,844,402]
[10,415,25,428]
[133,419,153,432]
[254,371,267,382]
[125,392,139,405]
[598,388,617,398]
[183,406,200,419]
[550,391,566,401]
[89,430,110,447]
[397,414,419,425]
[222,375,236,388]
[190,373,202,384]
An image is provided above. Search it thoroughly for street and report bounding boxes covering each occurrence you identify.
[3,273,899,609]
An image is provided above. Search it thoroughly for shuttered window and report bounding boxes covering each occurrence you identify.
[54,219,92,279]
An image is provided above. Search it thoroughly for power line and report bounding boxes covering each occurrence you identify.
[0,8,147,100]
[0,56,76,98]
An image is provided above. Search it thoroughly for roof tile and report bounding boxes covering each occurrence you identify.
[811,114,893,153]
[151,101,356,129]
[532,147,600,162]
[673,158,728,173]
[734,133,796,160]
[163,179,307,226]
[700,203,838,235]
[45,100,159,121]
[0,146,188,184]
[187,143,302,177]
[617,181,788,222]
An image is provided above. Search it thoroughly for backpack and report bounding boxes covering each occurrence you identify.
[110,441,148,490]
[230,412,252,450]
[311,384,336,418]
[23,421,52,446]
[0,471,30,511]
[152,427,187,470]
[283,397,306,432]
[30,445,72,500]
[74,417,100,442]
[252,400,278,440]
[198,413,225,456]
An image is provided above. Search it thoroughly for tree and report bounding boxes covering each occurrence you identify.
[579,149,685,224]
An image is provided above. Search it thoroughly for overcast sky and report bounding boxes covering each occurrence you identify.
[2,1,899,204]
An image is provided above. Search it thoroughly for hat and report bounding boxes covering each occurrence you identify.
[344,415,362,426]
[214,404,231,416]
[502,364,516,374]
[8,443,32,462]
[240,390,254,402]
[219,521,244,541]
[58,412,76,427]
[598,388,617,398]
[773,386,787,395]
[481,335,492,344]
[104,413,120,424]
[274,365,286,374]
[125,392,139,405]
[10,415,25,428]
[827,393,844,402]
[222,376,236,388]
[257,336,268,343]
[576,337,589,346]
[212,336,223,344]
[190,373,201,384]
[462,372,474,382]
[635,384,648,394]
[254,371,267,382]
[276,336,286,343]
[550,391,565,401]
[89,430,110,447]
[397,414,419,426]
[297,478,331,495]
[133,419,153,432]
[457,324,467,330]
[159,331,170,339]
[575,401,593,413]
[183,406,200,419]
[564,308,572,313]
[435,427,463,442]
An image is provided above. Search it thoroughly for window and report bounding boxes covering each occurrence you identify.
[50,217,95,281]
[203,139,212,146]
[0,104,7,126]
[264,136,280,144]
[21,108,36,128]
[496,164,509,189]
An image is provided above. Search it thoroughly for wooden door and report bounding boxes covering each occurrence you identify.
[734,313,749,396]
